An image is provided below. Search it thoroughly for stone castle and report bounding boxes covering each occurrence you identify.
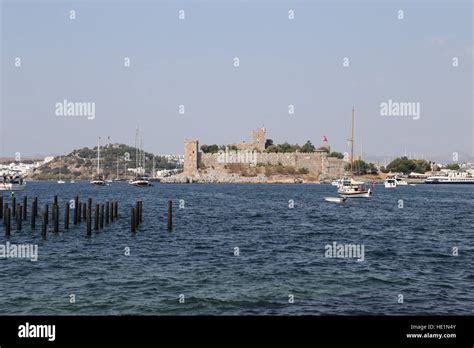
[183,128,344,179]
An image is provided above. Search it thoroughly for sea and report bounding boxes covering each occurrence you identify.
[0,182,472,315]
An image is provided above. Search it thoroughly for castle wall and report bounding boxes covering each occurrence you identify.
[199,151,344,176]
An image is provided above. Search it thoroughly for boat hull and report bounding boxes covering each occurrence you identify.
[339,187,371,198]
[339,191,371,198]
[0,183,26,191]
[425,181,474,184]
[325,197,346,203]
[129,180,152,187]
[90,180,107,186]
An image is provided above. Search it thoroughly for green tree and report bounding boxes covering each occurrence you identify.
[446,163,460,170]
[200,144,220,153]
[328,152,344,159]
[386,157,431,174]
[300,141,316,153]
[344,160,376,175]
[367,163,378,174]
[265,145,279,153]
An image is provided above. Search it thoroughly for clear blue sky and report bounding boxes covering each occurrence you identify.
[1,0,472,162]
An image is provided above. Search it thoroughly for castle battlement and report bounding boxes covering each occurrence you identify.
[183,129,344,178]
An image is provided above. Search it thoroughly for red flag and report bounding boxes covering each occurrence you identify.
[323,135,328,142]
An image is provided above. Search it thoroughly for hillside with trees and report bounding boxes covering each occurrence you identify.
[381,157,432,174]
[32,144,182,180]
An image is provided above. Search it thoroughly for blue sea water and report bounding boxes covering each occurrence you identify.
[0,182,472,315]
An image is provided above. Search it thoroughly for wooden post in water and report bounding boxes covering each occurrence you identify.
[134,202,139,229]
[110,202,114,223]
[23,196,27,220]
[131,207,136,233]
[94,204,99,230]
[78,202,82,223]
[135,201,140,226]
[41,207,47,238]
[45,204,49,226]
[0,196,3,219]
[86,198,92,236]
[53,204,59,232]
[31,200,36,230]
[82,203,86,221]
[105,202,110,225]
[53,196,57,222]
[100,204,104,229]
[167,200,172,231]
[52,205,56,227]
[34,197,38,217]
[5,208,11,237]
[16,204,22,230]
[3,203,8,226]
[139,201,143,224]
[12,196,16,217]
[74,196,79,225]
[65,202,69,230]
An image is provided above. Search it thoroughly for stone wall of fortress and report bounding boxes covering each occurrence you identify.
[199,152,344,178]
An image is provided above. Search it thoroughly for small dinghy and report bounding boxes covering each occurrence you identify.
[325,196,347,203]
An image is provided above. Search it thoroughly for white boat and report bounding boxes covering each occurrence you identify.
[338,181,371,198]
[90,137,107,186]
[384,178,397,188]
[0,172,26,191]
[325,196,347,203]
[57,180,66,184]
[425,172,474,184]
[395,176,408,186]
[128,178,152,187]
[336,109,371,198]
[331,180,340,186]
[70,180,75,184]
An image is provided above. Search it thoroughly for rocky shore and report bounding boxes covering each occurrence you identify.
[160,169,320,184]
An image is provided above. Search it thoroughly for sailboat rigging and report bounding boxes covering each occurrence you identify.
[337,108,371,198]
[90,137,107,186]
[128,127,152,187]
[57,156,65,184]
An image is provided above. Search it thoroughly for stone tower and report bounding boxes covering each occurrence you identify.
[184,139,198,174]
[251,127,266,151]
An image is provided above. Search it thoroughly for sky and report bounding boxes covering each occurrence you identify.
[1,0,472,163]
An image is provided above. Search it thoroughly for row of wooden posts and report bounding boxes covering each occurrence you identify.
[1,195,121,238]
[0,195,173,237]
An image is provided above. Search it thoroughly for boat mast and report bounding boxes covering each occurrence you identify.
[97,137,101,176]
[350,108,355,176]
[135,126,139,176]
[116,155,119,180]
[152,155,155,179]
[141,137,144,175]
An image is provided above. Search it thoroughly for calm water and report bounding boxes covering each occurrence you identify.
[0,182,473,315]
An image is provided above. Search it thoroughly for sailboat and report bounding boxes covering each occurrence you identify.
[129,128,152,187]
[337,108,371,198]
[90,137,107,186]
[57,156,66,184]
